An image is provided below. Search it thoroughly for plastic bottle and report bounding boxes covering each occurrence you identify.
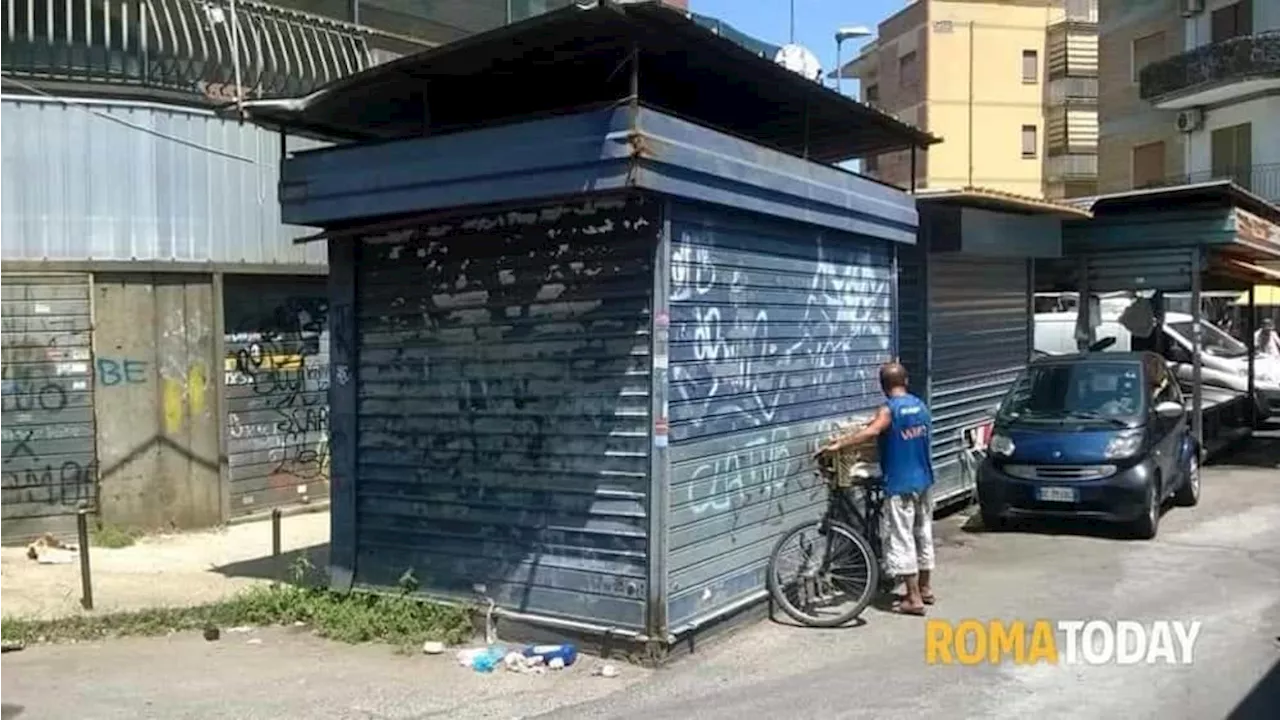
[523,643,577,668]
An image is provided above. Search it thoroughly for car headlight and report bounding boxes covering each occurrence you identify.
[1104,432,1143,459]
[990,433,1015,457]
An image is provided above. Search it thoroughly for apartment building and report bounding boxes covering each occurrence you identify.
[1099,0,1280,202]
[842,0,1099,199]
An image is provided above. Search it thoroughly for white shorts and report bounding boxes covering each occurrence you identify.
[881,490,936,577]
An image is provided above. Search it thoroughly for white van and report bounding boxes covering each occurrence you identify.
[1035,308,1280,409]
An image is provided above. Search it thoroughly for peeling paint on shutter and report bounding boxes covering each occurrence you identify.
[354,194,657,629]
[1,274,97,542]
[664,202,895,629]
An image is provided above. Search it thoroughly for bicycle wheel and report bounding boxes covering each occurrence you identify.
[766,518,881,627]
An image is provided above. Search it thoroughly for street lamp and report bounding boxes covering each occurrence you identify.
[834,26,872,96]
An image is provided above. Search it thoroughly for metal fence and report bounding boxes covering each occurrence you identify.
[1141,163,1280,204]
[2,0,371,102]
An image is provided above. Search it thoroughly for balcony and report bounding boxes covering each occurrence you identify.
[1139,31,1280,110]
[0,0,388,106]
[1047,76,1097,106]
[1045,153,1098,181]
[1137,163,1280,203]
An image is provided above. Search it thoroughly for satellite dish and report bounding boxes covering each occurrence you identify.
[774,43,822,82]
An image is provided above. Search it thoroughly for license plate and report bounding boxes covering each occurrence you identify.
[1036,486,1078,503]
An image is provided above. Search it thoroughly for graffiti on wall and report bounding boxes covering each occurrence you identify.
[1,280,98,535]
[665,216,894,625]
[224,291,330,514]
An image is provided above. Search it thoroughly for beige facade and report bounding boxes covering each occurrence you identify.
[846,0,1099,199]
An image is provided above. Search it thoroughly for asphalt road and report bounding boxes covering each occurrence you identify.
[3,429,1278,720]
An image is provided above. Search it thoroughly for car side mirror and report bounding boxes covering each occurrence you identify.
[1155,401,1185,419]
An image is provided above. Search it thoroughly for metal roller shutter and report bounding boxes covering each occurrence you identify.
[353,195,657,629]
[223,277,330,517]
[1,274,98,542]
[929,255,1031,502]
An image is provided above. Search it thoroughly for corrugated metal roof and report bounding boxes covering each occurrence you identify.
[235,0,938,162]
[915,186,1094,219]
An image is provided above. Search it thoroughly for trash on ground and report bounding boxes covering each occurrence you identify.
[421,640,445,655]
[226,626,254,634]
[1,641,25,653]
[26,534,77,564]
[246,638,263,645]
[522,643,577,668]
[202,627,221,642]
[503,651,546,675]
[457,646,507,673]
[592,664,619,678]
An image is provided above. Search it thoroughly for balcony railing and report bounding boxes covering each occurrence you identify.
[1139,31,1280,103]
[1137,163,1280,203]
[1,0,374,104]
[1045,153,1098,180]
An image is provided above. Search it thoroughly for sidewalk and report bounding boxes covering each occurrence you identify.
[1,511,330,619]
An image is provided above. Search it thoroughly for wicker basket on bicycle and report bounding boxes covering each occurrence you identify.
[816,417,882,489]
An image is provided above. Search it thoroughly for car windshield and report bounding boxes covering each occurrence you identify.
[1166,320,1248,359]
[998,362,1144,424]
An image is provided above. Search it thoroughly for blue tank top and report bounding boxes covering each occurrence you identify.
[878,393,934,496]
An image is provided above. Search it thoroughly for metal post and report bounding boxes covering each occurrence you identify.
[1247,284,1256,427]
[352,0,360,25]
[967,21,975,187]
[1190,250,1204,450]
[910,146,918,192]
[77,509,93,610]
[835,39,843,95]
[271,507,282,558]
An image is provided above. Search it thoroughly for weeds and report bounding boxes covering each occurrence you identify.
[0,556,475,651]
[89,525,141,549]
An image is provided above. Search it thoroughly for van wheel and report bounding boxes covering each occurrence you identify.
[1129,481,1161,540]
[1174,453,1200,507]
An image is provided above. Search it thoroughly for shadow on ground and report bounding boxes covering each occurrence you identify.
[1210,420,1280,469]
[212,544,331,583]
[1228,657,1280,720]
[1,704,23,720]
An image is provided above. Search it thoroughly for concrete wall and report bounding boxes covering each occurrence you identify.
[1097,0,1185,193]
[92,274,221,529]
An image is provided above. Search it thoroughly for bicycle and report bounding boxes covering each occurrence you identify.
[765,447,891,627]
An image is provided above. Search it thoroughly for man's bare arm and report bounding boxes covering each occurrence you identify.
[818,406,891,456]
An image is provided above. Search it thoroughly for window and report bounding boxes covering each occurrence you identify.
[1021,50,1038,83]
[1131,141,1166,188]
[898,51,919,90]
[864,154,880,173]
[1021,124,1038,159]
[1211,123,1252,188]
[1211,0,1253,44]
[865,83,880,106]
[1131,31,1166,83]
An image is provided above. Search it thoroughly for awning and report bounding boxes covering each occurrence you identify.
[915,186,1093,219]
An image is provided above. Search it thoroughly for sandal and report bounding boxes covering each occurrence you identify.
[894,603,927,616]
[922,593,936,605]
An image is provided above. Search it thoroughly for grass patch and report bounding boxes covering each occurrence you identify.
[90,525,142,549]
[0,559,475,651]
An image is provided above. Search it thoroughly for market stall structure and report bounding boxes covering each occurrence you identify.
[240,0,939,655]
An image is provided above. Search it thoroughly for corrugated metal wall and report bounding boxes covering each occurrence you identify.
[664,202,895,629]
[928,255,1030,501]
[0,96,326,265]
[224,276,330,517]
[897,243,929,395]
[1,274,97,542]
[353,194,658,628]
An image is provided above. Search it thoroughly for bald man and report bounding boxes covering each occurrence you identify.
[820,362,936,615]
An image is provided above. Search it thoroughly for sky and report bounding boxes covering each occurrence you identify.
[690,0,904,96]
